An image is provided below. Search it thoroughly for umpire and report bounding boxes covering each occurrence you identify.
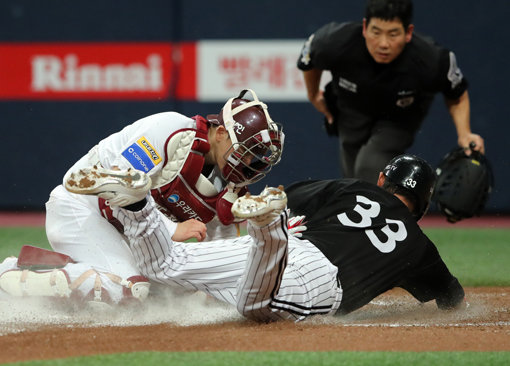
[297,0,485,183]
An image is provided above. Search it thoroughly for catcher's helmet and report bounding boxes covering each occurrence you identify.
[207,89,284,186]
[383,154,436,220]
[432,147,493,223]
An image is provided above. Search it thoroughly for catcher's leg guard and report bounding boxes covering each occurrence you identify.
[0,246,74,298]
[0,268,71,297]
[67,269,150,307]
[0,266,150,307]
[0,246,150,307]
[17,245,75,269]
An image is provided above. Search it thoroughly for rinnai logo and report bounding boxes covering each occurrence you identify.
[0,43,178,100]
[31,54,163,92]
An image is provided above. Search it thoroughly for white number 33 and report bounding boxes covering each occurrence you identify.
[337,195,408,253]
[405,178,416,188]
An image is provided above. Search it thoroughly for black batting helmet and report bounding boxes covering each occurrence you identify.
[432,147,493,223]
[383,154,436,220]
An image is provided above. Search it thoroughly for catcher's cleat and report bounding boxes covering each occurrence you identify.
[231,185,287,227]
[64,165,151,207]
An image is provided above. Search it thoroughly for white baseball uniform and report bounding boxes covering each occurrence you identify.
[113,195,343,322]
[44,112,236,304]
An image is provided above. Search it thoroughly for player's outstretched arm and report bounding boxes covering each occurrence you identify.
[172,219,207,242]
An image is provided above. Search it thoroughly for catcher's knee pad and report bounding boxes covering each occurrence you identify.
[0,266,150,307]
[0,245,151,307]
[0,247,74,297]
[68,270,150,306]
[0,265,107,303]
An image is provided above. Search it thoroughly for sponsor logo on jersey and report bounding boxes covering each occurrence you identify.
[137,137,161,165]
[173,200,203,221]
[121,143,155,173]
[167,194,179,203]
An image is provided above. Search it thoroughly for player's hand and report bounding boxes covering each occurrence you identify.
[311,91,334,124]
[459,133,485,155]
[172,219,207,242]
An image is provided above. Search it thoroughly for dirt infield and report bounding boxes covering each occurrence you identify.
[1,287,509,363]
[0,213,508,363]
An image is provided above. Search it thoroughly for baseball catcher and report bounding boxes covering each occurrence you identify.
[0,89,285,309]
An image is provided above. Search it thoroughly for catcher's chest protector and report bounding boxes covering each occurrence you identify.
[99,116,225,227]
[151,117,221,223]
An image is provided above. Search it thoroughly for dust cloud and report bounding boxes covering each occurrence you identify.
[0,288,241,335]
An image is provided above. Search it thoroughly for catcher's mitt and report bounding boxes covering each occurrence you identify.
[432,146,493,223]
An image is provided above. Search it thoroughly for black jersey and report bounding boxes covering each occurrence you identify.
[286,179,464,314]
[297,22,468,123]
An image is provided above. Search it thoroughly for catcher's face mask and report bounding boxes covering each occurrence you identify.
[207,89,284,187]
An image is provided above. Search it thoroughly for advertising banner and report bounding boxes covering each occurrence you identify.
[0,43,176,100]
[0,41,326,101]
[197,40,308,101]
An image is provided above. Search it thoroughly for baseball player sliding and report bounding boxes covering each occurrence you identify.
[108,154,465,321]
[0,89,284,308]
[1,154,465,322]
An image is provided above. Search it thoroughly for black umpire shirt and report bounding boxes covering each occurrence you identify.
[297,22,468,125]
[286,179,465,315]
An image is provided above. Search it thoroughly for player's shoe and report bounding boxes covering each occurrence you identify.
[64,165,151,207]
[231,185,287,227]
